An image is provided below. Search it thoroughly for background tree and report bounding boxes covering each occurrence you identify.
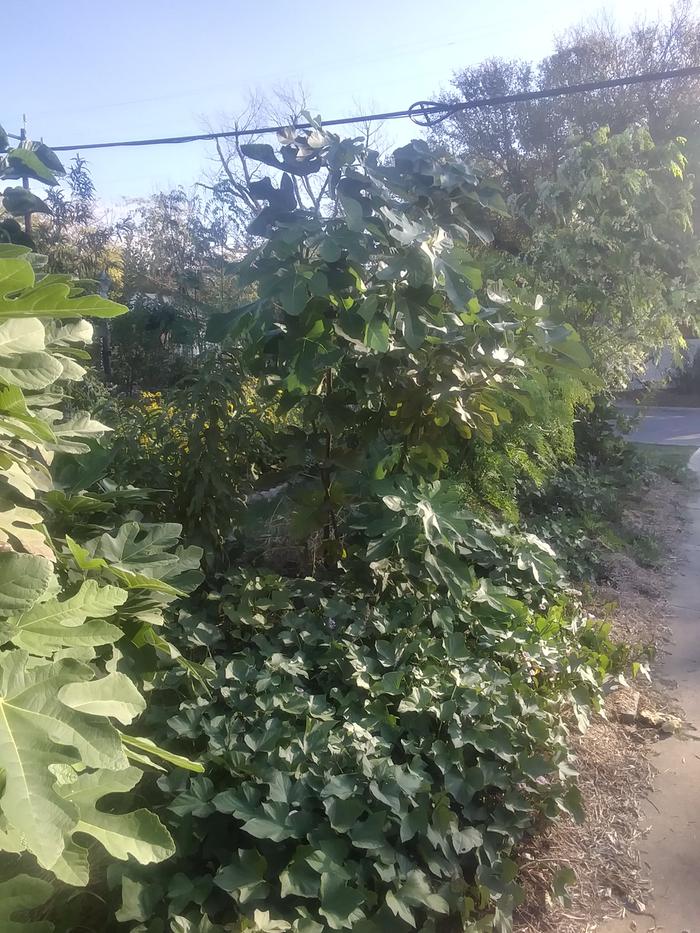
[542,3,700,143]
[33,155,125,282]
[433,2,700,195]
[431,3,700,379]
[523,125,699,381]
[110,189,238,390]
[35,166,243,392]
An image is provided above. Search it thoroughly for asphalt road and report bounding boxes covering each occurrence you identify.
[619,404,700,446]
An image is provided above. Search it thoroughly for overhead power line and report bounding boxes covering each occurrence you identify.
[408,64,700,126]
[29,64,700,153]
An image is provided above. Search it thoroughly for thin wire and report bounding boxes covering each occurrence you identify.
[33,64,700,153]
[407,64,700,127]
[48,111,413,151]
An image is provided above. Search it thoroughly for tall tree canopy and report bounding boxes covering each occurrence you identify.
[433,2,700,194]
[431,3,700,379]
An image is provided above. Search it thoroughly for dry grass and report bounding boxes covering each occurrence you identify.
[514,476,688,932]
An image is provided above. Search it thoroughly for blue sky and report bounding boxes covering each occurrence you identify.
[5,0,670,203]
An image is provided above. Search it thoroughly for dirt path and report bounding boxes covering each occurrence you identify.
[603,449,700,932]
[516,466,695,931]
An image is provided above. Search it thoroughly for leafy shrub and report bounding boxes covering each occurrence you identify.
[109,128,622,932]
[524,126,699,385]
[521,399,668,578]
[0,119,656,933]
[132,487,617,932]
[0,130,203,926]
[455,373,590,523]
[99,357,276,568]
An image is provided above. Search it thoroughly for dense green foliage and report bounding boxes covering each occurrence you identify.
[142,557,612,932]
[75,126,627,933]
[3,12,699,924]
[0,131,205,928]
[33,178,240,393]
[434,4,700,194]
[434,6,700,384]
[525,126,699,381]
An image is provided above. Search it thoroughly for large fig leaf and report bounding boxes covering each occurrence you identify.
[0,650,127,867]
[0,254,127,320]
[0,282,127,319]
[89,521,203,584]
[5,147,60,185]
[0,505,53,560]
[59,671,145,724]
[55,412,112,438]
[0,348,63,390]
[0,384,57,445]
[2,186,52,217]
[1,579,127,655]
[55,766,175,866]
[48,412,113,455]
[46,839,90,887]
[0,317,46,354]
[0,551,53,613]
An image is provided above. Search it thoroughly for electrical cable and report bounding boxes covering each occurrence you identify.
[407,64,700,126]
[18,64,700,153]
